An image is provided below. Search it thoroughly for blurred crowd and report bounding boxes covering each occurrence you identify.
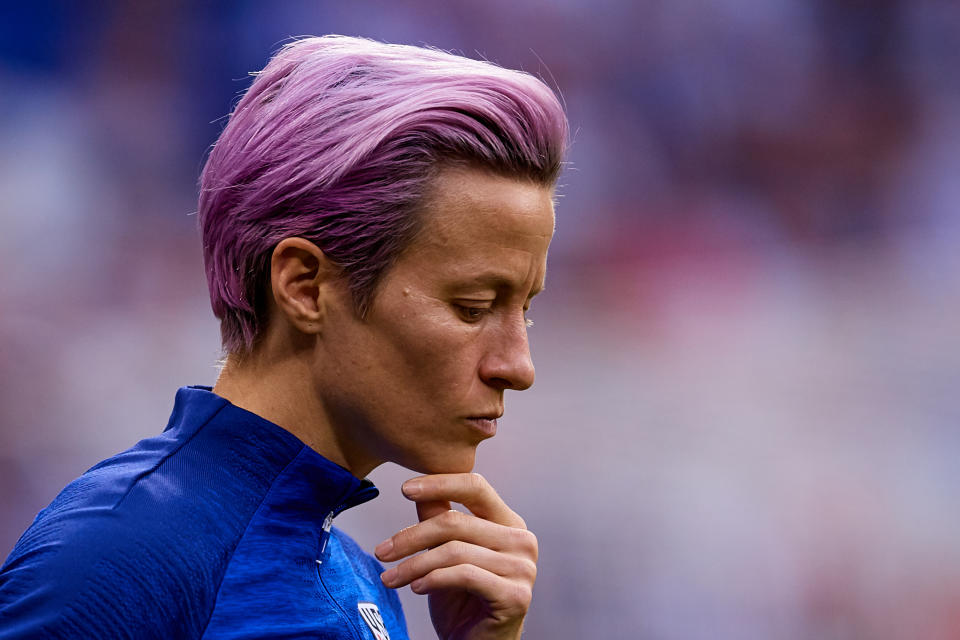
[2,2,958,638]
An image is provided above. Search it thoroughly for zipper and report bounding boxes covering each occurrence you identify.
[317,481,379,565]
[319,511,336,558]
[314,481,379,640]
[316,554,365,640]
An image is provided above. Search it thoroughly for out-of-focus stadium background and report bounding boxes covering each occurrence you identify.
[2,2,959,638]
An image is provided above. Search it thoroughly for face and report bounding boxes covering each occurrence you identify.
[315,166,555,475]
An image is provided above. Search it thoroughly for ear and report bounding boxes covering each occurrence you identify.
[270,237,342,336]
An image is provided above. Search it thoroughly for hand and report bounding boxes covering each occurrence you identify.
[375,473,538,640]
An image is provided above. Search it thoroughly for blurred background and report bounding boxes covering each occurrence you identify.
[2,1,959,638]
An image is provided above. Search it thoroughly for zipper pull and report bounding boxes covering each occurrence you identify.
[318,510,336,562]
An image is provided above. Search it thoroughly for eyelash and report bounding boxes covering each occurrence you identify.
[454,304,535,327]
[457,306,489,322]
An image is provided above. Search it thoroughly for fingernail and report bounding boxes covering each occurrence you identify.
[402,480,421,498]
[375,538,393,559]
[410,578,424,593]
[380,567,398,587]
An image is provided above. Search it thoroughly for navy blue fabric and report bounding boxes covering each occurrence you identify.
[0,386,408,639]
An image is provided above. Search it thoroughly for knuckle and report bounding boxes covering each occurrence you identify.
[516,557,538,582]
[508,526,537,553]
[440,509,467,527]
[463,563,486,584]
[468,472,489,493]
[510,581,533,609]
[443,539,470,561]
[525,529,539,551]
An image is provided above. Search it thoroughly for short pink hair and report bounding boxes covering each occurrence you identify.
[199,36,568,355]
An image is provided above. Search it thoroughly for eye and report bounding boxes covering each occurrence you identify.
[454,303,492,323]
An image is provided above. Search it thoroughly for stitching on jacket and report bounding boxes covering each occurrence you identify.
[112,400,231,509]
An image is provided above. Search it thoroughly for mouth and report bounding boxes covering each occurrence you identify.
[465,414,501,437]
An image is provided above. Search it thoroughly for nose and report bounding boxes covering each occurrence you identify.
[478,315,536,391]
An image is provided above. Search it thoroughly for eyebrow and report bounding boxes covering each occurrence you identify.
[454,272,546,299]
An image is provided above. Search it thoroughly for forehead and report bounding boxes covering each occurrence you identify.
[418,167,555,245]
[389,166,556,294]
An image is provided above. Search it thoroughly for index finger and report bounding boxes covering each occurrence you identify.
[416,499,451,524]
[402,473,526,528]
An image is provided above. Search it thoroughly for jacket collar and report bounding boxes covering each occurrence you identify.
[168,385,379,523]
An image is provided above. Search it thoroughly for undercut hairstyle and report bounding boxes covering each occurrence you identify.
[198,35,568,355]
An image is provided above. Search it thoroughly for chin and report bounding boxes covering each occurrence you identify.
[404,447,477,475]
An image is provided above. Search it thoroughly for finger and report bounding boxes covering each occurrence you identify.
[409,564,533,617]
[380,540,537,589]
[375,509,537,562]
[402,473,525,528]
[415,498,450,523]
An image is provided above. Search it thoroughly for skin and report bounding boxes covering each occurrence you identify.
[213,166,555,639]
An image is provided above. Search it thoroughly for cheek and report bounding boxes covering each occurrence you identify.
[387,316,483,397]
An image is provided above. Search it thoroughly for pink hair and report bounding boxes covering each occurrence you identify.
[199,35,568,354]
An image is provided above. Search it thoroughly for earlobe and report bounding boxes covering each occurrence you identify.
[270,237,342,336]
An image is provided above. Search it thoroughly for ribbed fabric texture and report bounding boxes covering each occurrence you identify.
[0,386,408,640]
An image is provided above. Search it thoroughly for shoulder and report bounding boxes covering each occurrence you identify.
[0,430,279,639]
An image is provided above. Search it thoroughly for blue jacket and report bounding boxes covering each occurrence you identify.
[0,386,409,639]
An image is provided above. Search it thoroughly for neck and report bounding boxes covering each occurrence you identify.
[212,346,377,479]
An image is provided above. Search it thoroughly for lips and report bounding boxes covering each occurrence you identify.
[465,415,499,437]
